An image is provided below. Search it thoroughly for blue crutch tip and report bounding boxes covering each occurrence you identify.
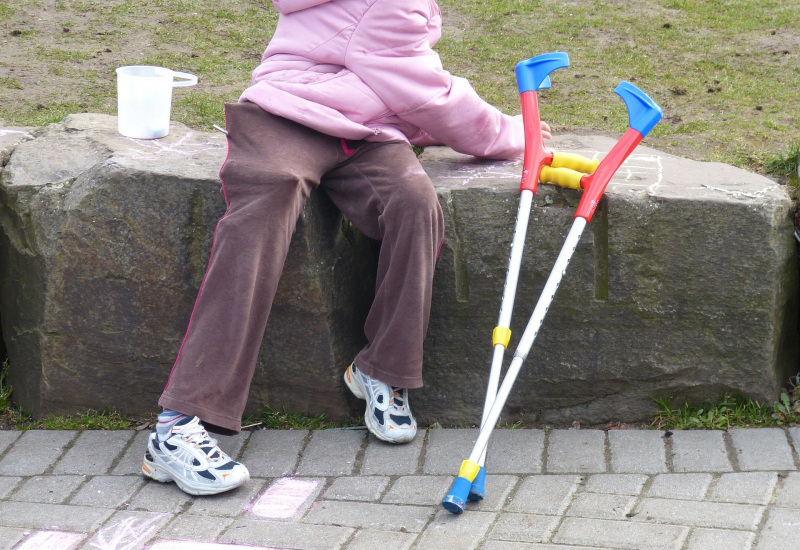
[468,466,487,501]
[442,476,472,514]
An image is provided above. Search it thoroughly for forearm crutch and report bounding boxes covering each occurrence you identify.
[458,52,599,506]
[442,56,663,515]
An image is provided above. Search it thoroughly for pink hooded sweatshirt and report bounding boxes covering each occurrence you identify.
[240,0,524,159]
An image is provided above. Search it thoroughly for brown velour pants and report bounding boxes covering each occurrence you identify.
[159,102,445,433]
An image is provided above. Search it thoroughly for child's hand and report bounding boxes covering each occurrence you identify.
[515,115,552,141]
[540,121,552,141]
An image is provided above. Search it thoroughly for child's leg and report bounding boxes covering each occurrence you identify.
[322,141,445,389]
[158,103,345,433]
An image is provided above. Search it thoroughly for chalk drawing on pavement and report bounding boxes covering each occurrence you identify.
[88,515,167,550]
[16,531,84,550]
[250,478,320,519]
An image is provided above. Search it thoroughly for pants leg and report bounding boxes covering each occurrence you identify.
[321,142,445,389]
[159,103,345,432]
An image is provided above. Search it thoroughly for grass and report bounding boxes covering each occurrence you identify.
[242,407,358,431]
[651,388,800,430]
[0,0,797,180]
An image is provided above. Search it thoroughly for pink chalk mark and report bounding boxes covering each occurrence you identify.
[17,531,83,550]
[251,478,320,519]
[150,542,282,550]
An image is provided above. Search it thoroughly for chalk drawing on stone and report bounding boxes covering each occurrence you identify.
[700,183,782,200]
[17,530,84,550]
[0,128,33,137]
[149,541,283,550]
[89,515,167,550]
[249,478,320,519]
[436,160,521,186]
[125,132,223,161]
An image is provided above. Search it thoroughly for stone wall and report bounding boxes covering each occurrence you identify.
[0,115,797,426]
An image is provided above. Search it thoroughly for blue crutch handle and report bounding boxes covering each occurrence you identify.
[615,81,663,136]
[515,52,570,93]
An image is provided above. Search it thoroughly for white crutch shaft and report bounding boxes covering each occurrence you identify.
[468,217,588,464]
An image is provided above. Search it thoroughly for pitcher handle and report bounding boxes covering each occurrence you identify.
[172,71,198,87]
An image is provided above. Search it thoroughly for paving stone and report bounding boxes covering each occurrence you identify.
[566,492,636,520]
[686,527,755,550]
[670,431,733,473]
[485,430,545,474]
[383,475,453,506]
[221,519,353,550]
[506,475,580,515]
[17,531,85,550]
[0,431,77,476]
[111,430,151,475]
[325,476,390,502]
[470,474,518,512]
[0,476,21,499]
[129,479,193,513]
[215,430,250,461]
[647,473,713,500]
[483,543,606,550]
[787,426,800,457]
[423,428,478,475]
[296,430,364,477]
[609,430,667,474]
[53,431,134,475]
[546,430,606,473]
[185,478,266,518]
[709,472,778,505]
[0,432,21,457]
[79,510,173,550]
[414,509,496,550]
[775,472,800,508]
[634,498,765,530]
[304,501,433,532]
[249,477,324,520]
[584,474,648,496]
[361,434,424,475]
[488,512,560,543]
[11,475,86,504]
[70,475,145,508]
[554,517,689,550]
[238,429,307,478]
[0,527,28,550]
[158,514,234,543]
[729,428,795,471]
[755,508,800,550]
[0,500,114,531]
[345,529,417,550]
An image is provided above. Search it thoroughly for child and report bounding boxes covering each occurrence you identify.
[141,0,551,496]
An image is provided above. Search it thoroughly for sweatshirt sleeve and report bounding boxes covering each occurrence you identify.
[345,0,524,159]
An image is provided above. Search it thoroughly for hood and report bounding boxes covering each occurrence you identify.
[272,0,333,15]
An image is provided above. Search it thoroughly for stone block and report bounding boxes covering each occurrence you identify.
[1,115,797,426]
[0,114,376,420]
[416,139,798,426]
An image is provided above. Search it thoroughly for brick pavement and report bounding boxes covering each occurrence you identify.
[0,426,798,549]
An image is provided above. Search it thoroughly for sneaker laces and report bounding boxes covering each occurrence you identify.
[174,420,226,464]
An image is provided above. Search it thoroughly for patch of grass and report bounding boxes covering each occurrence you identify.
[651,391,800,430]
[764,143,799,183]
[243,406,358,431]
[0,360,12,415]
[16,407,135,431]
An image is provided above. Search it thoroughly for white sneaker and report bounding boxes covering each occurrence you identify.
[344,363,417,444]
[142,415,249,495]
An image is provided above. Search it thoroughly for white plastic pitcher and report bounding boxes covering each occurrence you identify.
[116,66,198,139]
